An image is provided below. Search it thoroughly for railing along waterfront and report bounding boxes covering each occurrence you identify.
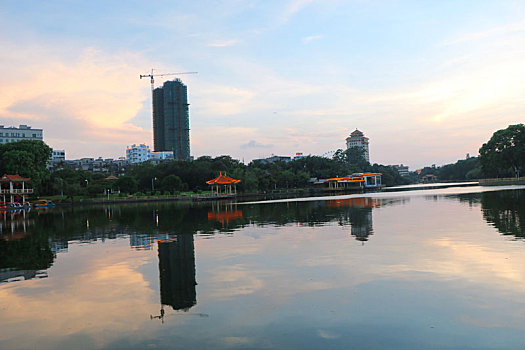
[0,189,34,194]
[479,177,525,186]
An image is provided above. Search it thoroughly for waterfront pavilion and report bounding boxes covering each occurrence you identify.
[0,174,33,204]
[206,172,241,196]
[325,173,382,190]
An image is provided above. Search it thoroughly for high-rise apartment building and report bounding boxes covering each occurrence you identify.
[153,79,190,160]
[345,129,370,162]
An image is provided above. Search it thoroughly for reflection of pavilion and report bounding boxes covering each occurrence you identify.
[0,210,49,283]
[208,201,243,227]
[157,234,197,311]
[0,209,32,240]
[327,197,379,208]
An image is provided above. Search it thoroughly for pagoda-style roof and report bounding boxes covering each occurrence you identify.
[105,175,118,181]
[206,172,241,185]
[350,129,364,137]
[0,174,31,182]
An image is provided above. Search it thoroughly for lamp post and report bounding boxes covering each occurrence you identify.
[58,178,63,197]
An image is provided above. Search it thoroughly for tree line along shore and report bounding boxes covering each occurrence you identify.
[0,124,523,202]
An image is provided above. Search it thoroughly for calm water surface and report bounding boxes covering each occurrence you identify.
[1,186,525,349]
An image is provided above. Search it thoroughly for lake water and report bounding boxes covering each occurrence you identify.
[1,186,525,349]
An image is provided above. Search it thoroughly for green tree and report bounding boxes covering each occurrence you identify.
[479,124,525,177]
[438,157,484,181]
[0,150,33,175]
[332,147,369,173]
[115,176,138,194]
[160,174,182,192]
[0,140,52,192]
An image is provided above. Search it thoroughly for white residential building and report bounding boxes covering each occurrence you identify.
[149,151,174,161]
[51,149,66,162]
[293,152,307,161]
[0,125,43,144]
[393,164,410,177]
[126,144,150,163]
[126,144,174,164]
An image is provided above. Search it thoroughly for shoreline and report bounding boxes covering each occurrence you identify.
[36,181,489,207]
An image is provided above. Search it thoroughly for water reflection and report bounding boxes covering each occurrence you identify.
[0,197,408,286]
[0,209,52,283]
[481,190,525,238]
[158,235,197,311]
[327,198,377,242]
[208,201,243,227]
[2,188,525,349]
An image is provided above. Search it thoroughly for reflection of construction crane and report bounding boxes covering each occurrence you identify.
[140,69,197,153]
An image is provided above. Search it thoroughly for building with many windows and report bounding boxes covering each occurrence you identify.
[345,129,370,163]
[126,144,150,163]
[393,164,410,177]
[0,125,43,144]
[51,149,66,162]
[126,144,173,164]
[153,79,191,160]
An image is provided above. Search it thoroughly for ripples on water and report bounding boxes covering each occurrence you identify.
[1,186,525,349]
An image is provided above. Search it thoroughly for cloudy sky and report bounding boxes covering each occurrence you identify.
[0,0,523,168]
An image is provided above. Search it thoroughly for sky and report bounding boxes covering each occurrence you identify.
[0,0,523,169]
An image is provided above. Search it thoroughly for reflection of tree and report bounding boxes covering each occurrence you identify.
[158,235,197,311]
[0,209,53,274]
[482,190,525,238]
[0,197,403,279]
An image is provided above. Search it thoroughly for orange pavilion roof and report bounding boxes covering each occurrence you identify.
[206,172,241,185]
[0,174,31,182]
[326,173,382,182]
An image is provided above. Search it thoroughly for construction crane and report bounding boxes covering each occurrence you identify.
[139,69,198,92]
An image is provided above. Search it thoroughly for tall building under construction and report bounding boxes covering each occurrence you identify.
[153,79,190,160]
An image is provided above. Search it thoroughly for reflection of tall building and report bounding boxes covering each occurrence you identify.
[350,209,373,242]
[158,234,197,310]
[326,198,375,242]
